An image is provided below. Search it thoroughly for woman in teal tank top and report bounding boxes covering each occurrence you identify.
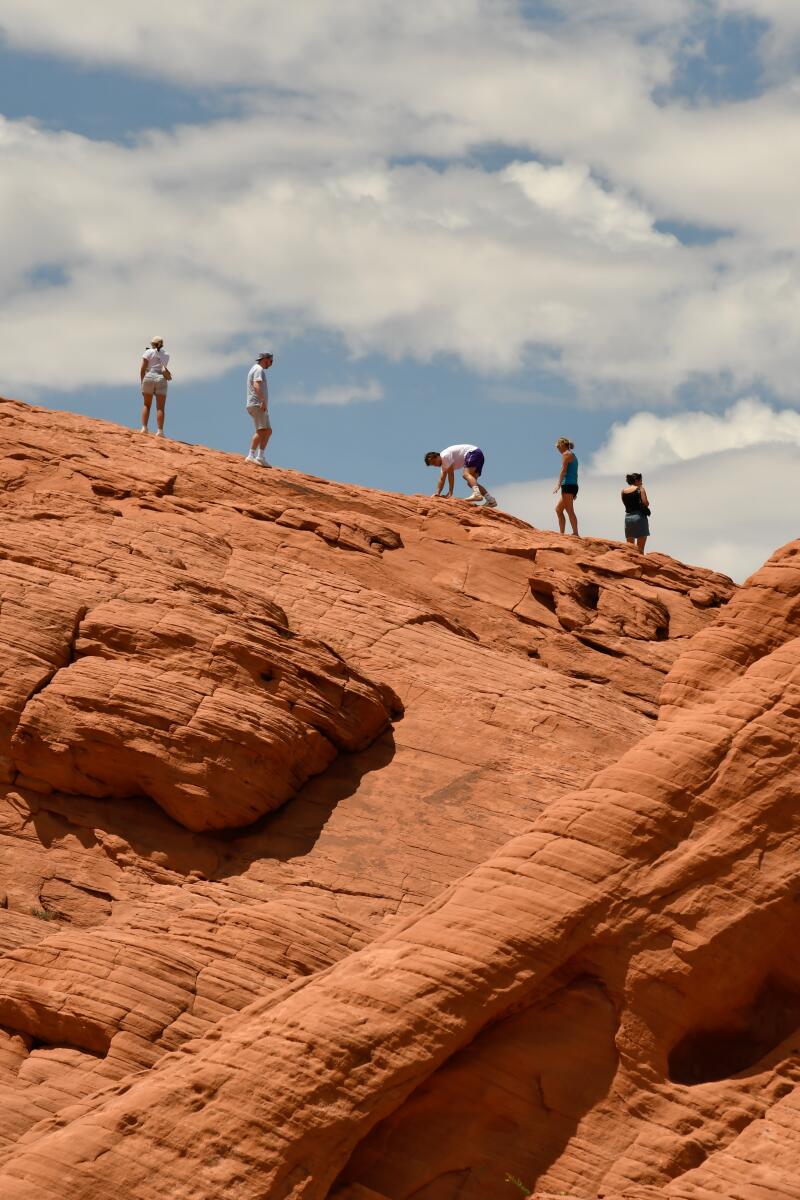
[553,437,579,535]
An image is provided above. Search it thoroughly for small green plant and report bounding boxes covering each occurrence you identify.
[30,906,58,922]
[505,1174,531,1197]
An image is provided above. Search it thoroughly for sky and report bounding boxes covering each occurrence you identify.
[1,1,799,581]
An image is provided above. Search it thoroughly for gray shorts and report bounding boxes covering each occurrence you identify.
[247,403,271,431]
[142,372,168,396]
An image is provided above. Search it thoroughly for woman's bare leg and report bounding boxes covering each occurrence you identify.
[636,536,647,554]
[562,493,578,535]
[155,396,166,434]
[555,497,566,534]
[141,395,153,431]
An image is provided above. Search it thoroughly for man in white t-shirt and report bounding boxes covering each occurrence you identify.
[424,444,497,507]
[245,352,273,466]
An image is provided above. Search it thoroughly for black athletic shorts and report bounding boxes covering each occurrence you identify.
[561,483,579,496]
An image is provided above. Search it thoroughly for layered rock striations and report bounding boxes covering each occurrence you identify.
[0,397,795,1199]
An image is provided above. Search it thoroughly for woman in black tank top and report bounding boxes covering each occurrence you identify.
[621,472,650,553]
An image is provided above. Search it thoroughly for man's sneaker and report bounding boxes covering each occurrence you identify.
[467,486,482,501]
[245,452,259,464]
[256,457,271,467]
[479,494,498,508]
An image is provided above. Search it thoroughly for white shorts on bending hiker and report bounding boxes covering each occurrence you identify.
[140,337,171,436]
[245,352,274,466]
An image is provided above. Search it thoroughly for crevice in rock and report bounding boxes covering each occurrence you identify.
[403,613,479,642]
[529,584,557,614]
[155,474,177,497]
[26,1037,105,1060]
[490,546,538,563]
[65,606,89,665]
[563,668,609,685]
[579,582,600,610]
[668,978,800,1085]
[10,606,89,775]
[90,481,132,499]
[575,635,626,659]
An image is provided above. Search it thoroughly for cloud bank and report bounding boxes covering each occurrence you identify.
[1,1,800,403]
[591,398,800,472]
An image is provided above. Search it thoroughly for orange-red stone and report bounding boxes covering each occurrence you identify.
[1,398,795,1200]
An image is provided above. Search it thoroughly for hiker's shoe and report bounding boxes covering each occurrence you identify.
[139,426,148,434]
[245,452,259,464]
[256,456,271,467]
[480,494,498,508]
[155,429,165,438]
[467,486,482,501]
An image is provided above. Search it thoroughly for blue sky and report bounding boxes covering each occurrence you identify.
[1,1,799,578]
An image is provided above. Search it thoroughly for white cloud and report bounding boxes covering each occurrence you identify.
[4,110,800,399]
[504,161,670,248]
[496,403,800,580]
[0,2,669,97]
[1,3,800,403]
[591,398,800,472]
[0,119,690,390]
[283,379,383,406]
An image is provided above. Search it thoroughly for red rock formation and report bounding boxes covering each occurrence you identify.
[3,397,794,1200]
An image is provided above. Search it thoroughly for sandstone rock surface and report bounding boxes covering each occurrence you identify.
[0,397,795,1199]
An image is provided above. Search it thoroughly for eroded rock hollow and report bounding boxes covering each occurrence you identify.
[0,397,797,1200]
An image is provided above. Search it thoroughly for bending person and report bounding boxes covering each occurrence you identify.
[425,445,497,507]
[140,336,171,437]
[622,472,650,553]
[553,437,579,534]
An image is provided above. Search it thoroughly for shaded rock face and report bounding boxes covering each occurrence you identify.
[4,396,796,1199]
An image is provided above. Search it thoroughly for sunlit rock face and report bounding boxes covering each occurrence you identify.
[8,398,798,1200]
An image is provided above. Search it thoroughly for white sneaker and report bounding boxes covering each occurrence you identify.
[479,494,498,508]
[467,486,482,501]
[245,452,259,464]
[155,429,165,438]
[139,426,148,434]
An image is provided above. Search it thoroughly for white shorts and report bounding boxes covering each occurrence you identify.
[247,404,271,431]
[142,372,168,396]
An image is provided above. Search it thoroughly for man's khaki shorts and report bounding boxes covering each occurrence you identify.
[247,404,271,431]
